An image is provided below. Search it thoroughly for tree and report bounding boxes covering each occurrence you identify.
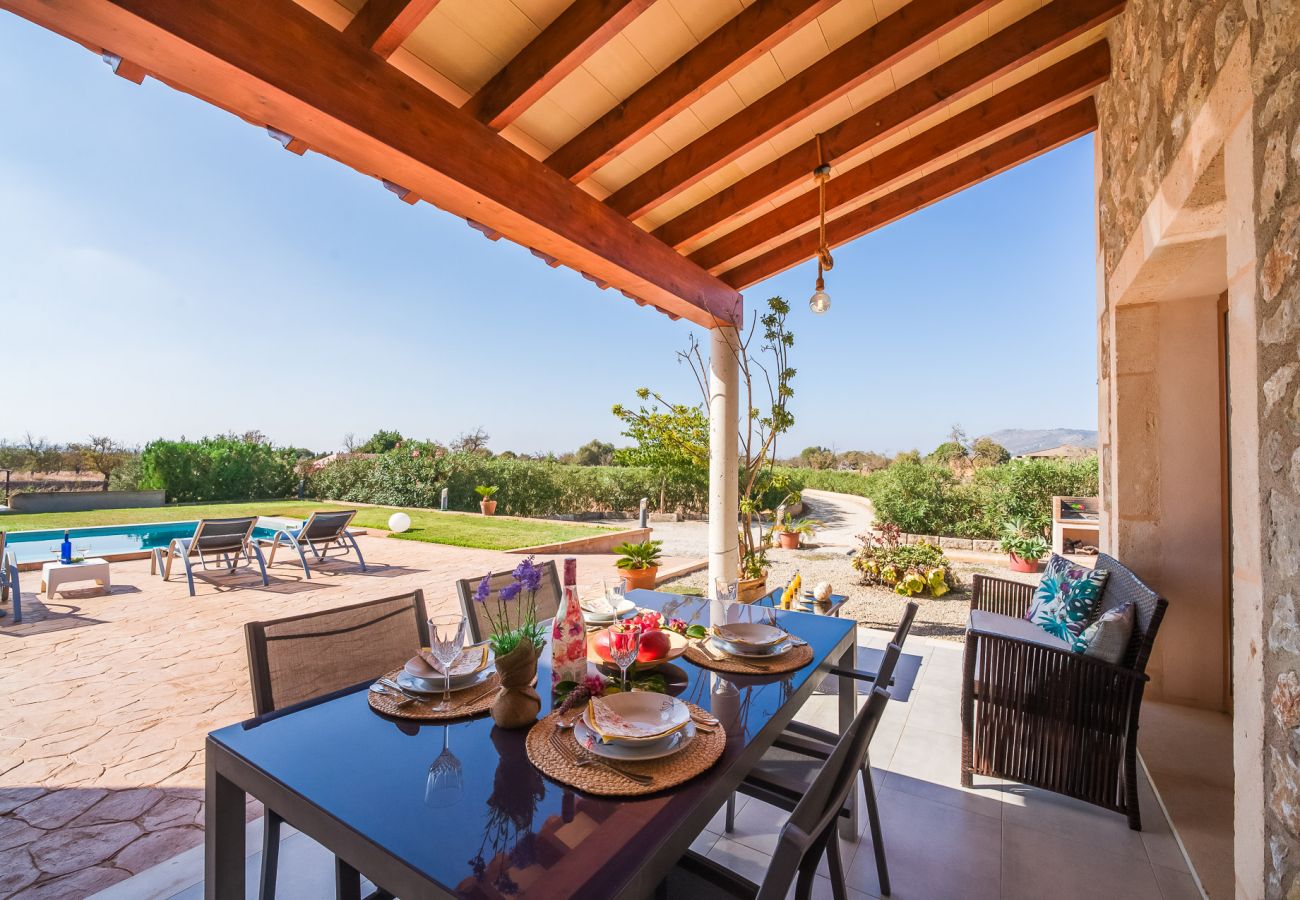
[574,439,616,466]
[892,449,922,466]
[798,445,835,469]
[612,392,709,509]
[970,437,1011,468]
[358,429,405,453]
[451,428,491,455]
[839,450,890,472]
[81,436,131,491]
[342,432,358,452]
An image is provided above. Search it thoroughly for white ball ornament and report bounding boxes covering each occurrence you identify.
[388,512,412,534]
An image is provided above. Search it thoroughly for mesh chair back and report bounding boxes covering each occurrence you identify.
[192,517,257,555]
[757,648,901,899]
[455,561,563,643]
[891,600,919,647]
[1093,553,1168,672]
[244,590,429,716]
[301,510,356,542]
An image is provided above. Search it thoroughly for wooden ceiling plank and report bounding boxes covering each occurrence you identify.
[344,0,443,59]
[463,0,656,130]
[605,0,1001,221]
[656,0,1124,248]
[720,98,1098,289]
[689,42,1110,271]
[545,0,841,182]
[5,0,741,327]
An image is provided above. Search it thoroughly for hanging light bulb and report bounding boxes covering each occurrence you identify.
[808,139,834,315]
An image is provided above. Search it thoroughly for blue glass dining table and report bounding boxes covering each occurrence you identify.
[204,589,860,899]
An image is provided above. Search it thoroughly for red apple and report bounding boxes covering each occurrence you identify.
[590,627,672,664]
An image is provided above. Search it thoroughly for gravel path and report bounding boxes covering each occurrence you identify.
[642,488,1039,643]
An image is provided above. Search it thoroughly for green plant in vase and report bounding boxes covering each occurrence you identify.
[999,517,1050,572]
[475,484,499,515]
[614,539,663,591]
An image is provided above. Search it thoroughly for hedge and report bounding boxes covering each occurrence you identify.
[779,457,1098,539]
[306,452,709,517]
[139,438,298,502]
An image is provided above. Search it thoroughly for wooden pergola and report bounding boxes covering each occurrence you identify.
[3,0,1121,588]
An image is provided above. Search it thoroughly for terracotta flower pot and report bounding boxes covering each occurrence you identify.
[737,574,768,604]
[490,640,541,729]
[620,566,658,591]
[1008,553,1041,573]
[480,499,497,515]
[777,531,801,550]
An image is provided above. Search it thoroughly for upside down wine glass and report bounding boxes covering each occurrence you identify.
[428,613,468,712]
[609,626,641,692]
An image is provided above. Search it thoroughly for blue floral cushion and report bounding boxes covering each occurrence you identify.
[1023,555,1109,641]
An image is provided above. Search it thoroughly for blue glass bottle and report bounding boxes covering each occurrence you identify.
[60,530,72,564]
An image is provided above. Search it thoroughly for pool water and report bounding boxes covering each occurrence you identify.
[5,519,294,564]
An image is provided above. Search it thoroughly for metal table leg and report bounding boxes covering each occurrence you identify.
[206,752,246,900]
[838,638,859,838]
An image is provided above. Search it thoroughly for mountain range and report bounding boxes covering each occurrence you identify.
[981,428,1099,455]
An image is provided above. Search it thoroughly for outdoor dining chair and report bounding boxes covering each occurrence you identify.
[263,509,367,579]
[243,590,429,900]
[721,602,916,898]
[0,532,21,623]
[454,560,563,643]
[663,670,899,899]
[151,516,268,596]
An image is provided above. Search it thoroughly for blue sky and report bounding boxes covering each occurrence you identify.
[0,12,1098,457]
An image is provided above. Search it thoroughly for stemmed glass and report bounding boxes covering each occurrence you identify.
[606,580,627,616]
[714,578,739,625]
[609,626,641,692]
[425,725,464,808]
[428,613,468,712]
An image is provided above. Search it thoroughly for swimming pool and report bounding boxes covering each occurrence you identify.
[4,518,298,564]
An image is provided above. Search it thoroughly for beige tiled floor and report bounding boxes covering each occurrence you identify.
[93,628,1205,900]
[0,535,700,898]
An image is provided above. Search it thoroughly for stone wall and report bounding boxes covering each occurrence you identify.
[1096,0,1300,894]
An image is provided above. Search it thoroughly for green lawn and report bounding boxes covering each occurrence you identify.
[0,500,616,552]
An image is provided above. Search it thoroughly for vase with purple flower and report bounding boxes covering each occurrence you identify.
[473,556,547,728]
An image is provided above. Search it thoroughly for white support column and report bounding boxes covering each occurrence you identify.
[708,325,740,599]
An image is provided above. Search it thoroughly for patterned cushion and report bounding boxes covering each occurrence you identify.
[1024,555,1109,641]
[1071,601,1136,664]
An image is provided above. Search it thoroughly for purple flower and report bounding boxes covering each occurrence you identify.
[473,574,491,603]
[499,581,522,602]
[512,556,542,593]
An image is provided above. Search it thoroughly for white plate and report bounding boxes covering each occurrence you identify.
[583,691,692,745]
[403,646,494,687]
[574,717,696,761]
[708,636,795,659]
[581,597,636,624]
[712,621,788,647]
[397,666,494,696]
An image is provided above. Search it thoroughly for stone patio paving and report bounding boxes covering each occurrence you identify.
[0,534,699,898]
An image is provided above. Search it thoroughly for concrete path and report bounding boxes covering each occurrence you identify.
[797,489,875,549]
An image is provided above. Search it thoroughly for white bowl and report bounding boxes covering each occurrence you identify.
[574,717,695,761]
[712,621,788,647]
[582,691,692,745]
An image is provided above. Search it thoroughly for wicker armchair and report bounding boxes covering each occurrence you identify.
[960,554,1167,829]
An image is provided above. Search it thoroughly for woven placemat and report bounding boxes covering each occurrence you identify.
[367,670,500,721]
[526,704,725,797]
[683,640,814,675]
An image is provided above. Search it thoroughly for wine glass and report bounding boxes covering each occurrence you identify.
[609,626,641,692]
[76,543,90,561]
[606,580,627,616]
[428,613,468,712]
[425,726,464,808]
[714,578,739,625]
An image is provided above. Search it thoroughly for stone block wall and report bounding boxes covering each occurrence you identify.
[1096,0,1300,894]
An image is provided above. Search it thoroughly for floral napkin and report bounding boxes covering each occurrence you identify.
[417,644,489,677]
[585,697,680,741]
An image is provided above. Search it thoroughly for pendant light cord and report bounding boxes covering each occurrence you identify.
[815,133,833,274]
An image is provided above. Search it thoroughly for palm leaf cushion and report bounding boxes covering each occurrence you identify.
[1024,554,1110,641]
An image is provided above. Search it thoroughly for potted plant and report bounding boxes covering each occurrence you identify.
[614,539,663,591]
[999,518,1049,573]
[771,514,822,550]
[470,556,548,728]
[475,484,499,515]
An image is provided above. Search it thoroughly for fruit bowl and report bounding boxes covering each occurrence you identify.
[588,626,687,670]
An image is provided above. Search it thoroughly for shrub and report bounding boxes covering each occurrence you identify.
[963,457,1099,536]
[139,437,298,502]
[852,525,954,596]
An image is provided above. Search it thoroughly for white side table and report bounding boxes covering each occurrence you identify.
[40,558,112,599]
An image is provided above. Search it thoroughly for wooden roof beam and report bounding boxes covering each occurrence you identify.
[343,0,443,59]
[721,99,1098,289]
[101,51,146,82]
[690,43,1110,272]
[5,0,741,328]
[656,0,1124,249]
[605,0,1000,221]
[463,0,655,131]
[545,0,841,182]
